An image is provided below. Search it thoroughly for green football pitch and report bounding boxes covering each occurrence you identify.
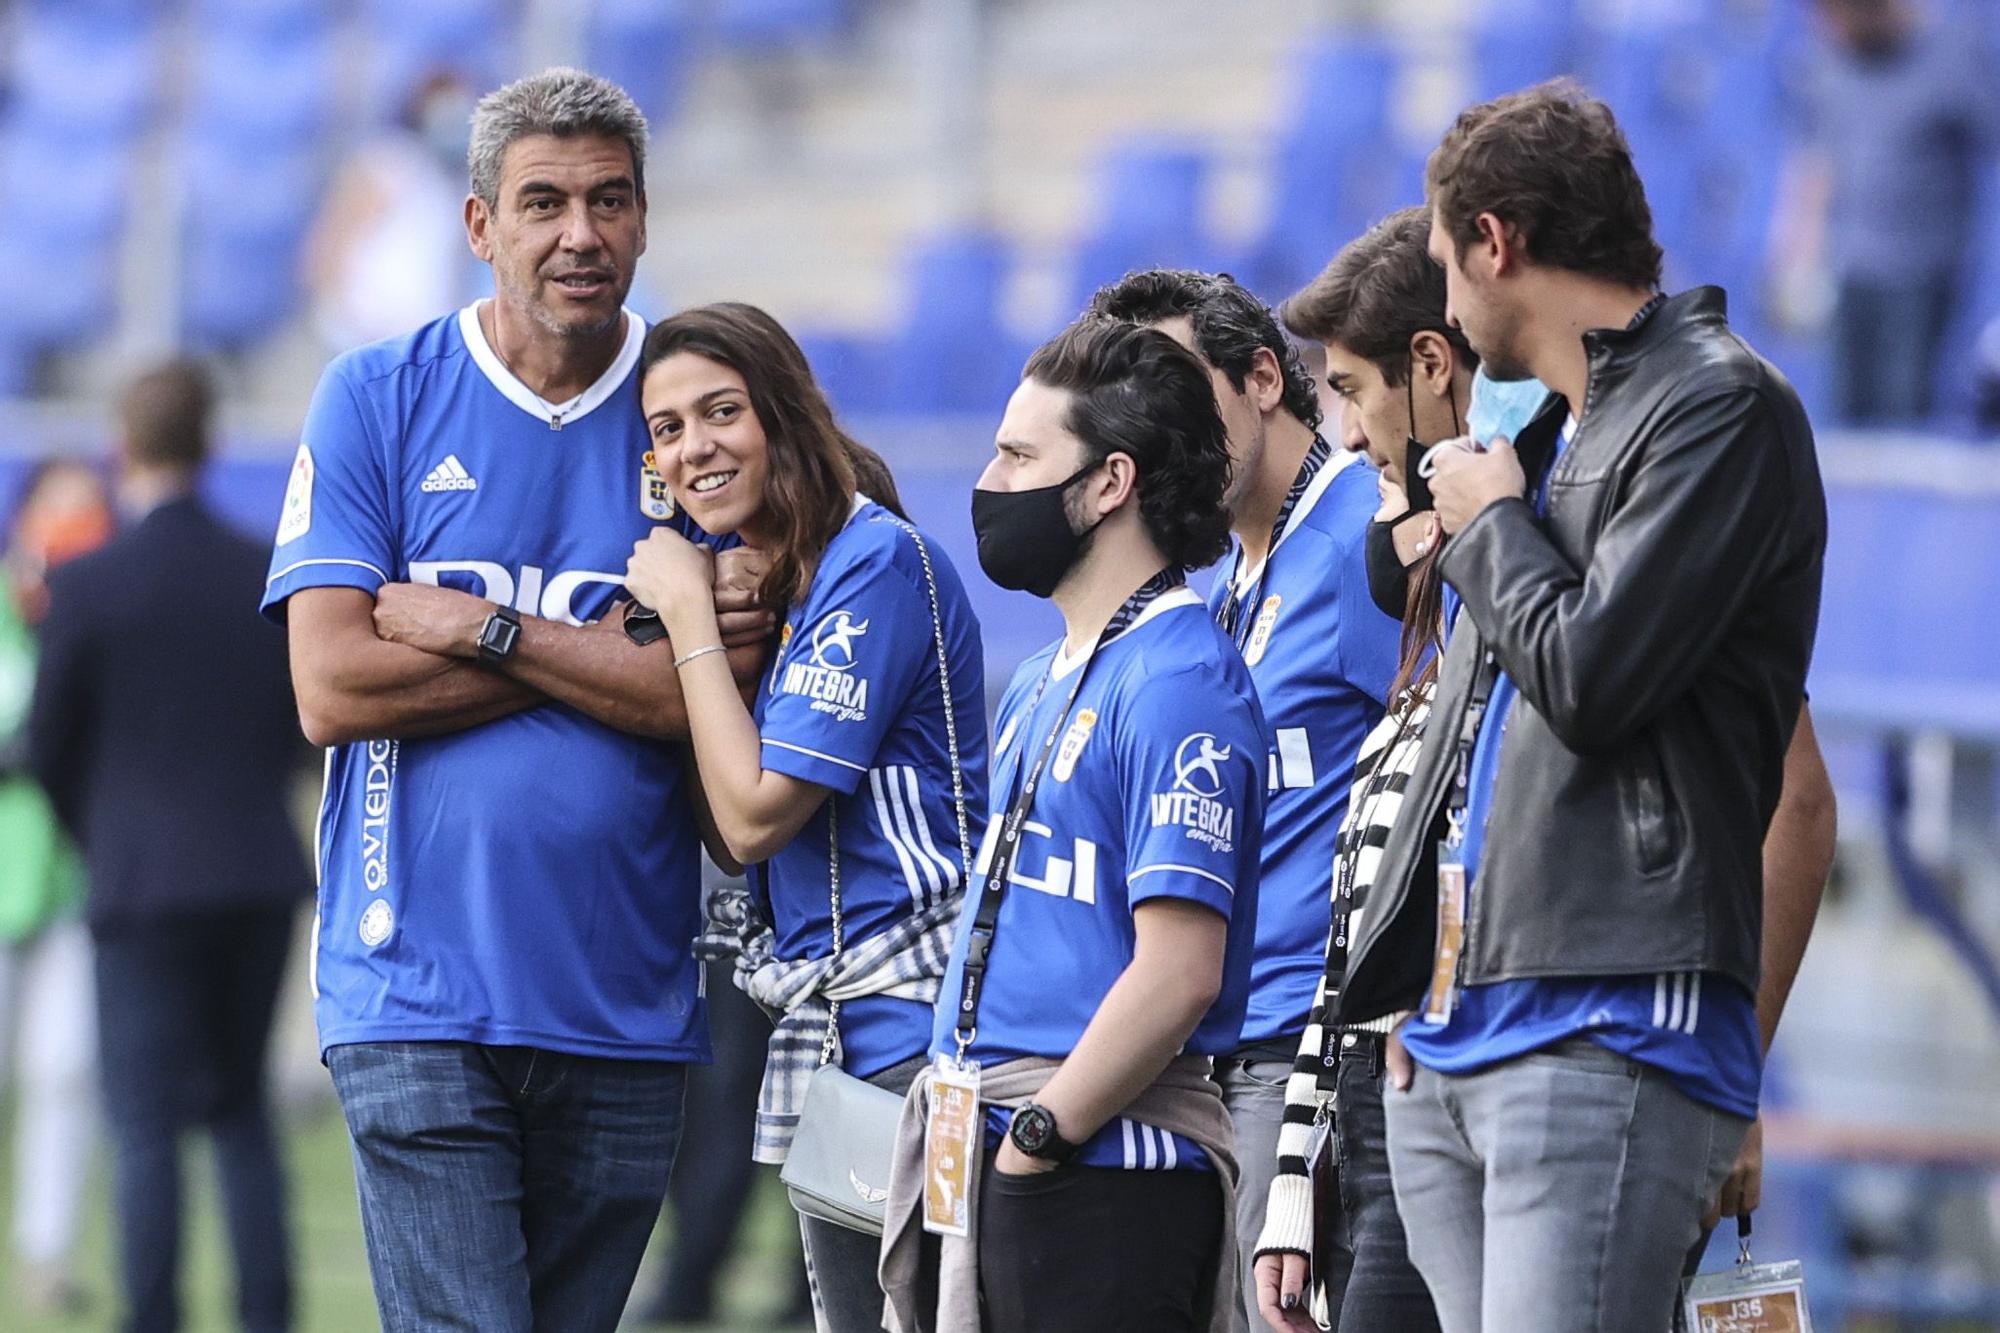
[0,1096,806,1332]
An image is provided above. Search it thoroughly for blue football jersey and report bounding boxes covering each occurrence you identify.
[752,498,989,1076]
[1207,451,1400,1044]
[932,589,1268,1167]
[262,306,711,1062]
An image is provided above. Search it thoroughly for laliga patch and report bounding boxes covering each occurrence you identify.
[358,898,394,948]
[1052,708,1097,782]
[276,444,314,545]
[640,449,675,520]
[1244,595,1282,665]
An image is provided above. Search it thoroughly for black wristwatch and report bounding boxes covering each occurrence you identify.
[476,605,522,664]
[1007,1103,1079,1164]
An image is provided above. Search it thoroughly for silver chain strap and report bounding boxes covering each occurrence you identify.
[815,516,973,1068]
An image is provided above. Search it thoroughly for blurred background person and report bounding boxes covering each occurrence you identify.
[0,458,112,1317]
[300,70,479,352]
[1770,0,2000,425]
[28,360,310,1333]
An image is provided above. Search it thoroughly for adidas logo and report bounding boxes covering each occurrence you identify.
[421,455,478,493]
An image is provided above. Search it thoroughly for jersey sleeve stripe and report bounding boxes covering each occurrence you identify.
[762,738,867,773]
[898,763,963,893]
[267,556,391,585]
[868,767,934,903]
[884,766,945,899]
[1128,863,1237,895]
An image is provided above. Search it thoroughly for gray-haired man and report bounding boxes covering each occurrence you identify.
[263,69,768,1331]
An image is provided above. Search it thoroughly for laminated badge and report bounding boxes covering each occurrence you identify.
[1681,1216,1813,1333]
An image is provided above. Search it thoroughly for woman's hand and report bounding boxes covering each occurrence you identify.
[1375,472,1410,521]
[1253,1252,1317,1332]
[625,528,715,631]
[992,1138,1059,1177]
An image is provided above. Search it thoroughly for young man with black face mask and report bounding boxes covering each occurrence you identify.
[1241,207,1473,1333]
[879,319,1267,1333]
[1084,270,1401,1333]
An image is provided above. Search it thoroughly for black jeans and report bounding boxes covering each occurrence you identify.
[1335,1042,1441,1333]
[978,1149,1222,1333]
[93,905,297,1333]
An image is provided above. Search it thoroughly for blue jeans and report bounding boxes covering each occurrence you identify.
[327,1042,687,1333]
[1215,1040,1318,1333]
[1385,1038,1746,1333]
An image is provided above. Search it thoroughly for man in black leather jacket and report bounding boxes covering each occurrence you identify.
[1336,81,1827,1333]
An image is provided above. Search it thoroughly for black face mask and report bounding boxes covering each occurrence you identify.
[970,461,1105,598]
[1401,351,1462,514]
[1364,508,1430,621]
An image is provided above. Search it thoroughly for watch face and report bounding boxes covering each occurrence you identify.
[1012,1106,1053,1153]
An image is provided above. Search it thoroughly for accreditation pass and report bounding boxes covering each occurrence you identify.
[1682,1260,1813,1333]
[923,1059,981,1237]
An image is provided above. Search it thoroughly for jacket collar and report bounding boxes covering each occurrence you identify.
[1582,286,1726,377]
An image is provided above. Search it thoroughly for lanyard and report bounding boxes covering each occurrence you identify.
[951,567,1184,1059]
[1443,651,1501,850]
[1215,434,1334,642]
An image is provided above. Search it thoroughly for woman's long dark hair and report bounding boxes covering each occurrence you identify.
[1388,540,1445,708]
[639,302,905,610]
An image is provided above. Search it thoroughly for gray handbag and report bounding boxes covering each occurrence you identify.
[780,521,973,1236]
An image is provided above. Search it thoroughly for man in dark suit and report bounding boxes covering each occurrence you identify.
[28,360,308,1333]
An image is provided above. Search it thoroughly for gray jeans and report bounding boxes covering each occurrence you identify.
[1385,1038,1748,1333]
[1217,1040,1331,1333]
[798,1054,928,1333]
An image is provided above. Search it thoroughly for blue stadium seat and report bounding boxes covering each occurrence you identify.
[1469,7,1573,103]
[713,0,853,49]
[793,331,889,417]
[178,144,326,348]
[186,28,337,149]
[1068,137,1228,312]
[1243,31,1406,301]
[885,229,1034,415]
[0,126,130,349]
[364,0,513,112]
[190,0,334,42]
[586,0,699,132]
[8,10,159,143]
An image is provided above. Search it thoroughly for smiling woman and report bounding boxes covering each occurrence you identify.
[621,302,989,1333]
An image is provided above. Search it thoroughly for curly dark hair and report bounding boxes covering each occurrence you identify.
[1426,78,1663,290]
[1022,320,1234,573]
[1084,269,1322,431]
[1280,207,1477,388]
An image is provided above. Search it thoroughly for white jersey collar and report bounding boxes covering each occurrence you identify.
[1050,585,1202,679]
[457,302,645,427]
[1229,446,1358,596]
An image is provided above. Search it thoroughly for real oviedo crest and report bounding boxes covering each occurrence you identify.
[640,450,675,521]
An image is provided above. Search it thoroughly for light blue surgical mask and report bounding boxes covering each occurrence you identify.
[1467,369,1552,447]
